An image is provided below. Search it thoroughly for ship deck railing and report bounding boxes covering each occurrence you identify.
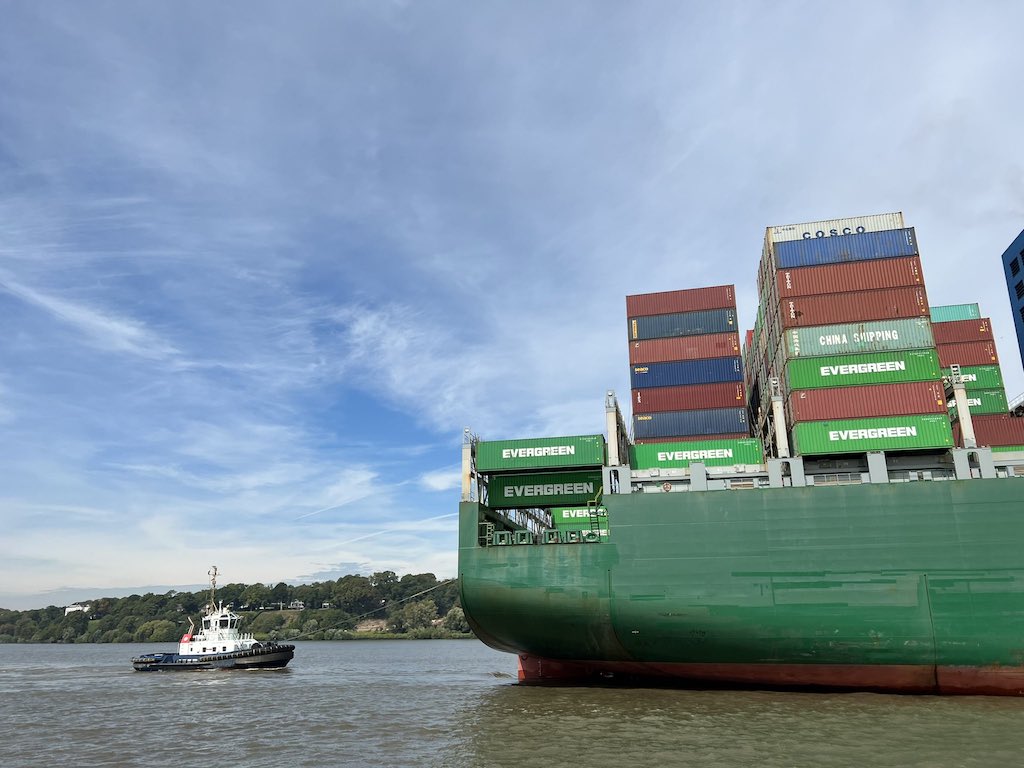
[472,448,1024,547]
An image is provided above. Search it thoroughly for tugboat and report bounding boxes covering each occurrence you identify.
[131,566,295,671]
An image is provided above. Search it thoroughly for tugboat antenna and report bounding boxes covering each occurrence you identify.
[208,565,218,608]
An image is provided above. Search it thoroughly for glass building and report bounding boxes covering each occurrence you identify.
[1002,228,1024,375]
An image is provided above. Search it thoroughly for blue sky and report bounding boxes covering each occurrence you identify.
[2,2,1023,609]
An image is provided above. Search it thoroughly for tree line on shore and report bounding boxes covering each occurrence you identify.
[0,571,472,644]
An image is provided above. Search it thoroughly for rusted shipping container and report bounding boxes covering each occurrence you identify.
[775,256,924,299]
[634,433,751,444]
[626,285,735,318]
[633,382,747,414]
[936,340,1000,368]
[778,286,929,329]
[628,332,740,365]
[931,318,993,345]
[952,414,1024,447]
[787,380,946,422]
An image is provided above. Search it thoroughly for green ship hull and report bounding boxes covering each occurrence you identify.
[459,476,1024,694]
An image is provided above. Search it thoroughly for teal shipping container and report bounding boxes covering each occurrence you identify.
[783,318,935,358]
[628,308,737,341]
[930,304,981,323]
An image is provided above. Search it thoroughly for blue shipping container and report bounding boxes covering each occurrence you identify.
[633,408,749,439]
[774,228,917,269]
[628,308,736,341]
[631,357,743,389]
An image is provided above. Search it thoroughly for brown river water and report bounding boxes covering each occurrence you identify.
[2,640,1022,767]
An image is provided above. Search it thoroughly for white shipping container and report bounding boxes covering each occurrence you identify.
[767,212,905,244]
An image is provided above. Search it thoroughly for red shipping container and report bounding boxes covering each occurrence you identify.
[952,414,1024,447]
[787,380,946,422]
[936,340,999,368]
[931,318,993,345]
[776,255,925,299]
[633,382,747,414]
[635,433,750,444]
[778,286,929,329]
[628,332,740,365]
[626,285,735,318]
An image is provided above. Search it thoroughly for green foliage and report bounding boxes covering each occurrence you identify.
[389,599,438,633]
[442,606,471,634]
[134,620,179,643]
[0,574,469,643]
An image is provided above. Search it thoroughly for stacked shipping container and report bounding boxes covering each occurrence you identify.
[474,434,607,509]
[627,286,751,444]
[929,305,1018,448]
[750,212,954,456]
[549,506,610,541]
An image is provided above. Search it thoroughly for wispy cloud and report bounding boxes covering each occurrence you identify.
[0,270,180,359]
[419,467,461,492]
[1,2,1023,607]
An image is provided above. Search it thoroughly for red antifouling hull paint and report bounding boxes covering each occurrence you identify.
[952,414,1024,447]
[517,654,1024,695]
[775,256,925,299]
[628,332,740,364]
[633,382,747,414]
[788,381,946,422]
[778,286,929,329]
[932,318,994,345]
[634,433,750,444]
[626,285,735,317]
[936,340,999,368]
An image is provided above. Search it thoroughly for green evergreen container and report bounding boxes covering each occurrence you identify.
[476,434,606,472]
[487,470,604,509]
[630,438,764,469]
[550,507,610,539]
[785,349,942,390]
[783,318,934,358]
[992,445,1024,453]
[550,506,608,525]
[930,304,981,323]
[792,415,954,455]
[942,365,1004,390]
[948,388,1010,418]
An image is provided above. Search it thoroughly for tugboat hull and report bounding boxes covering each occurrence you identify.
[131,644,295,671]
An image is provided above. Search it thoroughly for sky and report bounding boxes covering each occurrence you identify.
[2,2,1023,609]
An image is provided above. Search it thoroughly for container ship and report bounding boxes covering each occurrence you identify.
[458,212,1024,695]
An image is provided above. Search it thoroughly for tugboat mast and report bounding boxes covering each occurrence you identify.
[208,565,218,609]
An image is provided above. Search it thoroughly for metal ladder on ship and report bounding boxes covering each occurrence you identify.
[584,487,604,542]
